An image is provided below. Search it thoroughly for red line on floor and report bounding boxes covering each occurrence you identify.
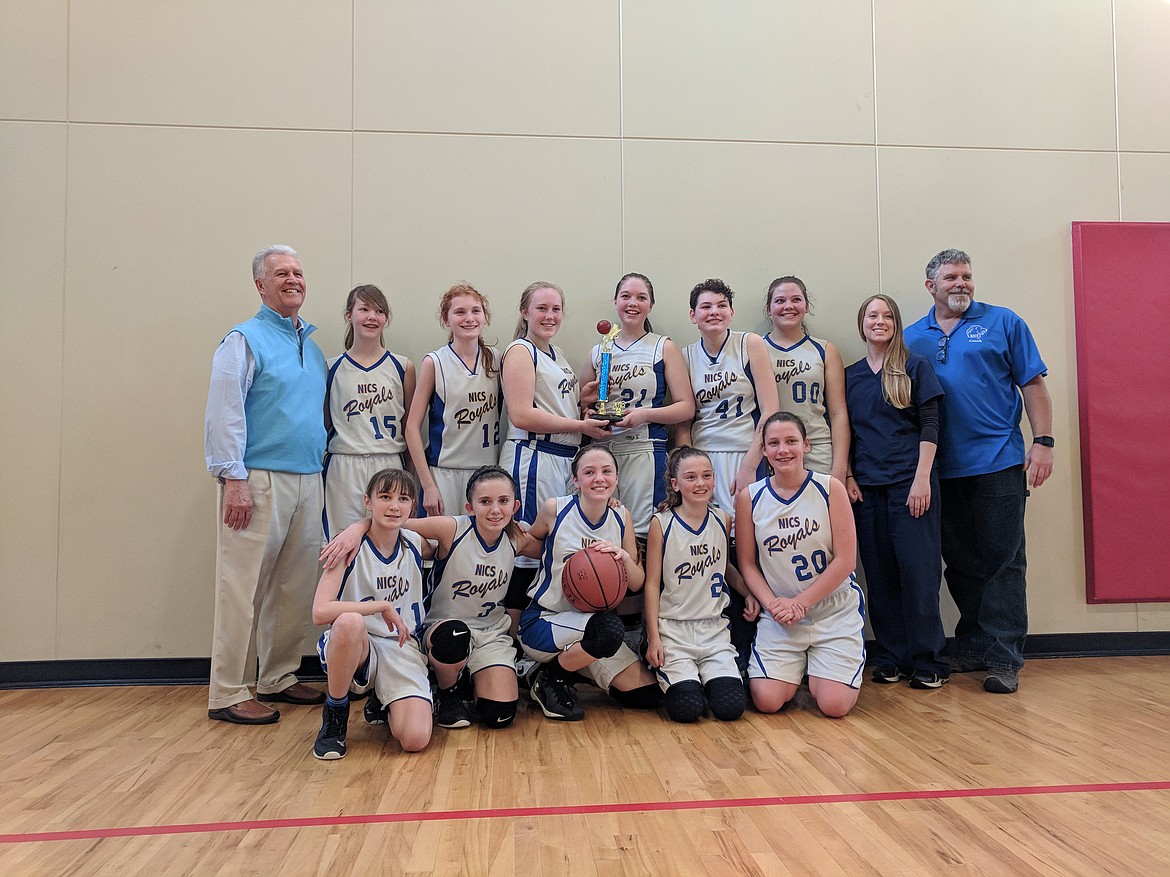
[4,781,1169,845]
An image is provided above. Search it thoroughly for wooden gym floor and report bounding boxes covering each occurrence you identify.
[2,656,1169,875]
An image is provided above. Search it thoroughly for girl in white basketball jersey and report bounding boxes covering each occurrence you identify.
[500,282,611,628]
[735,412,865,718]
[581,273,695,541]
[311,468,436,760]
[406,284,502,516]
[322,285,416,540]
[518,445,661,721]
[677,278,779,522]
[644,447,758,723]
[401,466,525,731]
[763,276,850,482]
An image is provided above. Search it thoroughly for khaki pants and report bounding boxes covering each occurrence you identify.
[209,470,323,710]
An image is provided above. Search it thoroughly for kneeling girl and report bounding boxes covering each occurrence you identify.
[519,445,660,720]
[735,413,865,718]
[644,447,759,723]
[403,465,524,730]
[311,468,434,759]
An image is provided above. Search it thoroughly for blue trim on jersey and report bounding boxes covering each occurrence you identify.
[529,439,576,457]
[652,444,668,509]
[742,334,761,427]
[321,452,335,539]
[751,470,816,509]
[699,330,731,365]
[848,580,867,687]
[531,500,578,607]
[649,358,668,443]
[450,342,480,375]
[324,357,347,448]
[426,392,446,467]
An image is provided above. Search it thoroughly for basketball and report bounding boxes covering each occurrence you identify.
[596,319,612,335]
[562,546,628,612]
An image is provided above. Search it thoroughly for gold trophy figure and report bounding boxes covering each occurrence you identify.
[594,320,626,423]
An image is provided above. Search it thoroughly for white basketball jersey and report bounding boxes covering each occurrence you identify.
[335,530,427,637]
[326,351,408,456]
[426,516,515,629]
[747,471,856,603]
[530,496,626,613]
[653,508,731,620]
[503,339,580,449]
[589,332,669,449]
[683,331,761,453]
[765,333,832,471]
[425,344,502,469]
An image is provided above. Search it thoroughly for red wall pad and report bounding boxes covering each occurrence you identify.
[1071,222,1170,602]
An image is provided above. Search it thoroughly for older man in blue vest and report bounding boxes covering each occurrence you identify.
[204,245,328,724]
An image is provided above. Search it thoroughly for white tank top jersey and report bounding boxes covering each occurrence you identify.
[653,508,731,620]
[764,333,832,468]
[503,339,581,450]
[589,332,669,450]
[334,529,427,637]
[425,516,516,629]
[424,344,502,469]
[747,470,856,602]
[326,351,408,456]
[530,495,626,614]
[683,331,761,453]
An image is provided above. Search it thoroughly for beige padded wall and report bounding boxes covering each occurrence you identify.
[2,0,1169,662]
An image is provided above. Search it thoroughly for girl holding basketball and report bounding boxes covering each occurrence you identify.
[762,276,850,482]
[405,284,502,517]
[322,285,416,540]
[500,282,610,629]
[519,445,660,721]
[735,412,865,718]
[580,272,695,541]
[644,447,759,723]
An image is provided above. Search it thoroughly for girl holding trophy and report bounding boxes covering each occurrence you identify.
[582,272,695,545]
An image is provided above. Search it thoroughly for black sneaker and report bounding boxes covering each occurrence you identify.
[530,666,585,721]
[909,671,949,690]
[313,701,350,760]
[363,694,387,725]
[983,667,1019,694]
[434,686,473,729]
[871,665,908,684]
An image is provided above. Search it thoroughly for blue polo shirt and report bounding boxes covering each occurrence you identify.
[845,353,943,486]
[904,301,1046,479]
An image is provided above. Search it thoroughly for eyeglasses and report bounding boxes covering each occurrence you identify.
[936,335,950,364]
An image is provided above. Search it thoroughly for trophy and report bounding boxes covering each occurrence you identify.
[594,320,626,422]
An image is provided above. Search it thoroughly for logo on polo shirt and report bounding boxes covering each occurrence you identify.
[965,325,988,342]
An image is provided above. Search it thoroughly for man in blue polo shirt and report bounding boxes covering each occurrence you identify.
[204,245,328,723]
[904,249,1054,694]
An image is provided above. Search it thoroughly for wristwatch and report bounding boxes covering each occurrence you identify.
[1033,435,1055,448]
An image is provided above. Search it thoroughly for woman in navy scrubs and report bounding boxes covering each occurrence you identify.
[844,294,949,690]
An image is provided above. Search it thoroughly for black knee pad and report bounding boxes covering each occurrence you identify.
[704,676,747,721]
[428,620,471,665]
[664,680,704,723]
[475,697,517,729]
[580,611,625,660]
[609,683,663,710]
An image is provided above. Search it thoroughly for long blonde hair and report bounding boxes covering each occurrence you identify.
[857,294,911,409]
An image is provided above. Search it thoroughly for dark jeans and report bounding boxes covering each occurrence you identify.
[940,466,1029,672]
[853,474,948,676]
